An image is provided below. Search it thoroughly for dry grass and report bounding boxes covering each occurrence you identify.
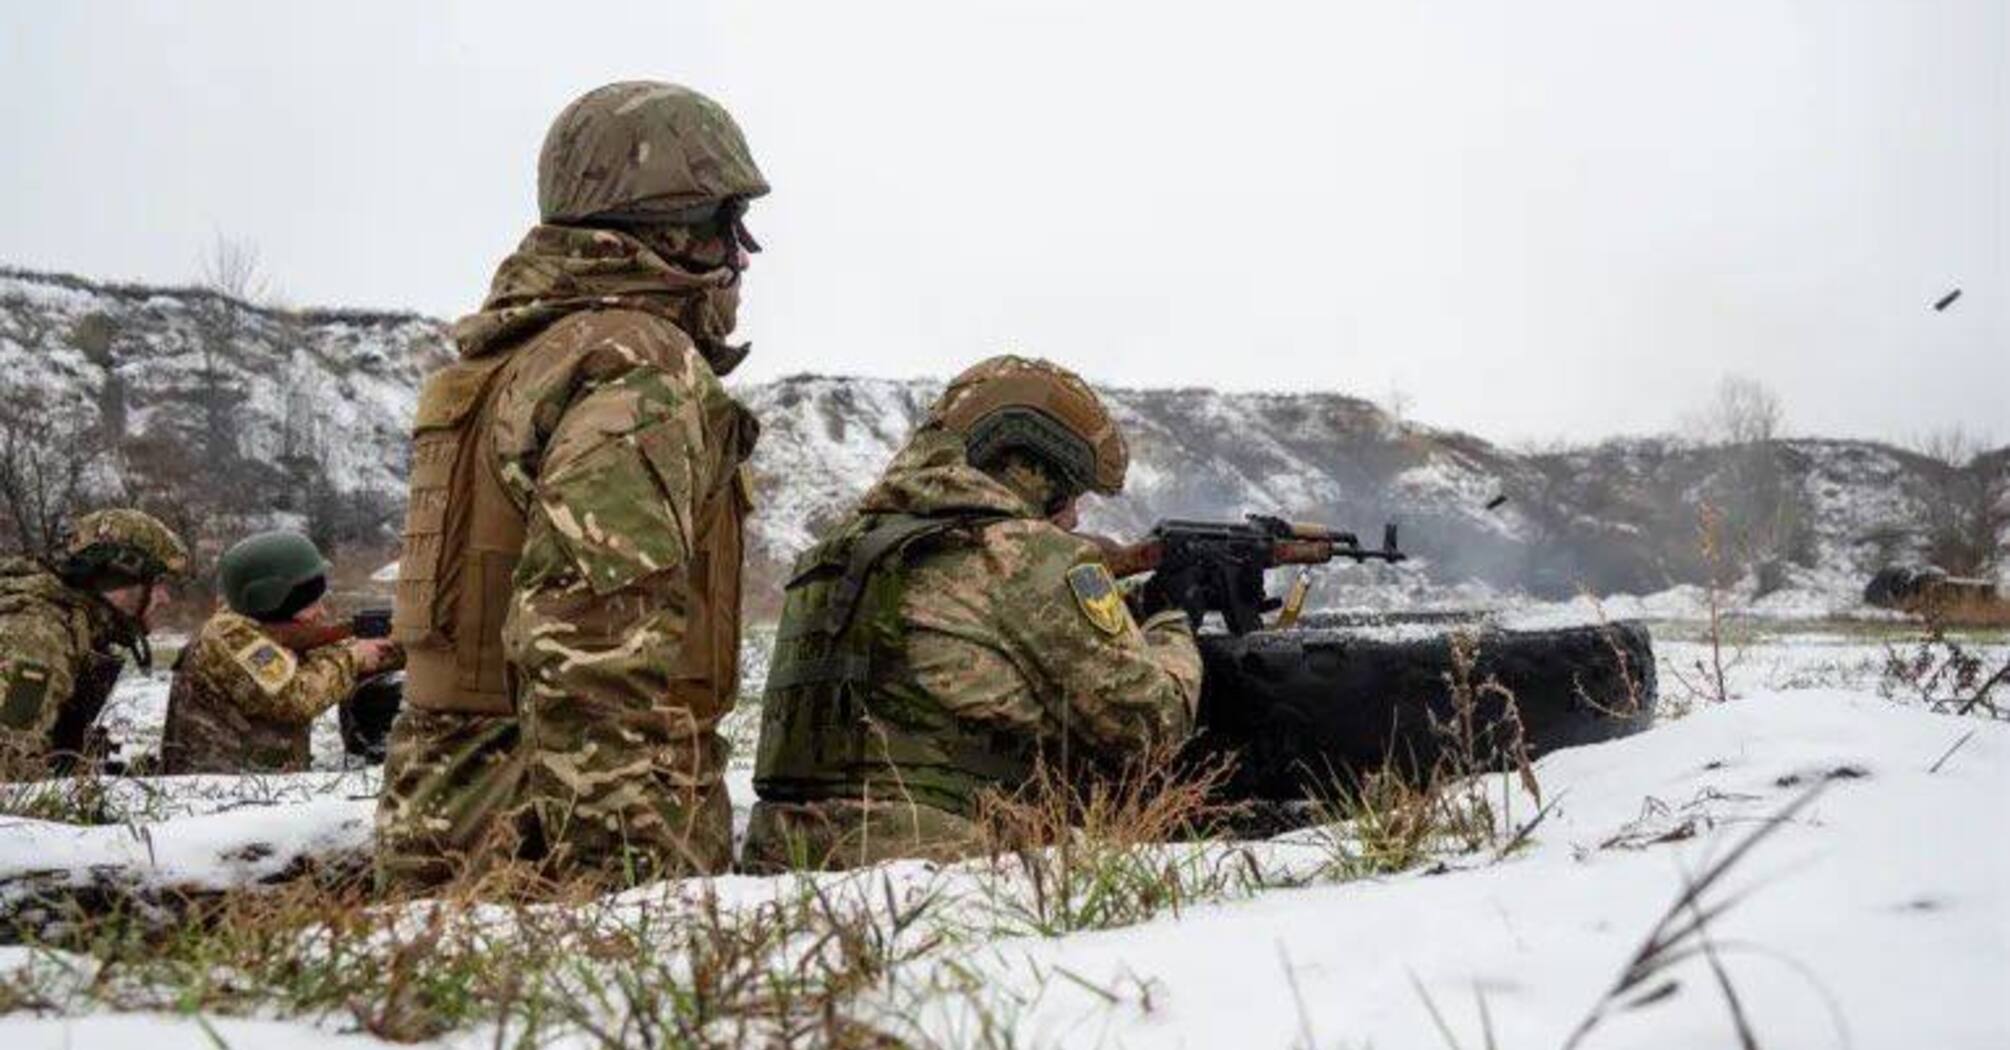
[1300,630,1553,880]
[0,631,1574,1044]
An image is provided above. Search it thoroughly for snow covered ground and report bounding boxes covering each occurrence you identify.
[1,620,2004,1048]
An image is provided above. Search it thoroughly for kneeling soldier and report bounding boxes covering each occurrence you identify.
[744,355,1202,871]
[0,509,188,774]
[161,532,401,775]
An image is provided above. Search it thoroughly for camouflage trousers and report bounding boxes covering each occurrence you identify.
[374,706,733,895]
[740,797,988,873]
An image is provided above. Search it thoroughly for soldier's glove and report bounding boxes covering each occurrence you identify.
[1137,560,1210,622]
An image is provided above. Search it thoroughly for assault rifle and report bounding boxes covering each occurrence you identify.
[1092,515,1406,635]
[263,607,395,654]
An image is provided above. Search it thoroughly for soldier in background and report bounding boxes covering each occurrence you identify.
[161,531,401,775]
[376,80,767,893]
[0,509,188,774]
[743,356,1203,871]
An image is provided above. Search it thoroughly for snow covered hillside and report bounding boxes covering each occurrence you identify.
[2,626,2003,1048]
[0,267,450,510]
[4,266,2002,612]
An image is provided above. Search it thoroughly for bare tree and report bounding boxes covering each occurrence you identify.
[0,386,105,556]
[1684,374,1784,447]
[187,234,275,464]
[1908,426,2003,576]
[198,233,271,305]
[1677,375,1809,587]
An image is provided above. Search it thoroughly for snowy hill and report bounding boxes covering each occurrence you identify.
[3,266,2001,611]
[741,376,2007,612]
[0,267,451,560]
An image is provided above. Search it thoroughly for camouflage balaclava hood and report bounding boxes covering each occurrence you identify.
[455,225,751,376]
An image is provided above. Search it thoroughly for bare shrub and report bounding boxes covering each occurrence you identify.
[1880,609,2010,719]
[1667,503,1748,709]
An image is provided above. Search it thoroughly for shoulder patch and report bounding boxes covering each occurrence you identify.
[1,660,53,730]
[1065,563,1130,637]
[230,637,298,696]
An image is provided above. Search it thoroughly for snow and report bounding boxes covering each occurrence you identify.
[883,691,2007,1049]
[5,1015,387,1049]
[0,796,372,905]
[0,624,2002,1047]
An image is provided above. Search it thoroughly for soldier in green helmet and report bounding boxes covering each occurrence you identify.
[0,508,188,774]
[160,532,401,775]
[376,80,768,893]
[742,356,1203,872]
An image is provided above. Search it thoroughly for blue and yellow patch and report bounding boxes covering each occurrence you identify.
[232,637,299,697]
[1065,563,1130,637]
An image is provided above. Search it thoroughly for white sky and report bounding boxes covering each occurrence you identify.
[2,1,2003,447]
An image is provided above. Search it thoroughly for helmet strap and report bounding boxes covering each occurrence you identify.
[83,582,155,672]
[119,580,156,671]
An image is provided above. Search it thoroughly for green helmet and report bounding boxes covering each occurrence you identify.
[538,80,769,225]
[61,509,190,584]
[219,532,331,620]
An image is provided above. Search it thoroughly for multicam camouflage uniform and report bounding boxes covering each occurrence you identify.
[0,561,127,772]
[744,424,1203,872]
[0,509,187,773]
[376,82,767,893]
[160,610,362,774]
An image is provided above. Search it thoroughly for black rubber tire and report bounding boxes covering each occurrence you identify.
[1187,614,1656,800]
[338,674,403,764]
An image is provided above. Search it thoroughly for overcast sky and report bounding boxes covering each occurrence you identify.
[2,1,2003,447]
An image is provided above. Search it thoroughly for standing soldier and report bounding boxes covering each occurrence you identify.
[743,356,1203,871]
[161,532,401,775]
[376,81,766,893]
[0,509,188,774]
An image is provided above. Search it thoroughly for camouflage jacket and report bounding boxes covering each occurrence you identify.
[378,224,756,889]
[745,427,1201,871]
[160,610,360,775]
[0,558,126,771]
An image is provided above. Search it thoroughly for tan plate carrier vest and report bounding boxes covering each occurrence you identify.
[391,322,751,718]
[392,352,525,715]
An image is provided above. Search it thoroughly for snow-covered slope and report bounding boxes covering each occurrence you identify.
[0,268,449,503]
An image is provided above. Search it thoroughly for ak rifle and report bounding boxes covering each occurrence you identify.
[1092,515,1406,635]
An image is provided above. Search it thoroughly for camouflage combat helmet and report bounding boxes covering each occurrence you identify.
[931,355,1128,497]
[219,532,331,620]
[61,509,189,584]
[538,80,769,225]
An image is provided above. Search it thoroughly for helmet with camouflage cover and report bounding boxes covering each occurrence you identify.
[219,531,332,621]
[538,80,769,225]
[60,509,189,584]
[931,355,1128,497]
